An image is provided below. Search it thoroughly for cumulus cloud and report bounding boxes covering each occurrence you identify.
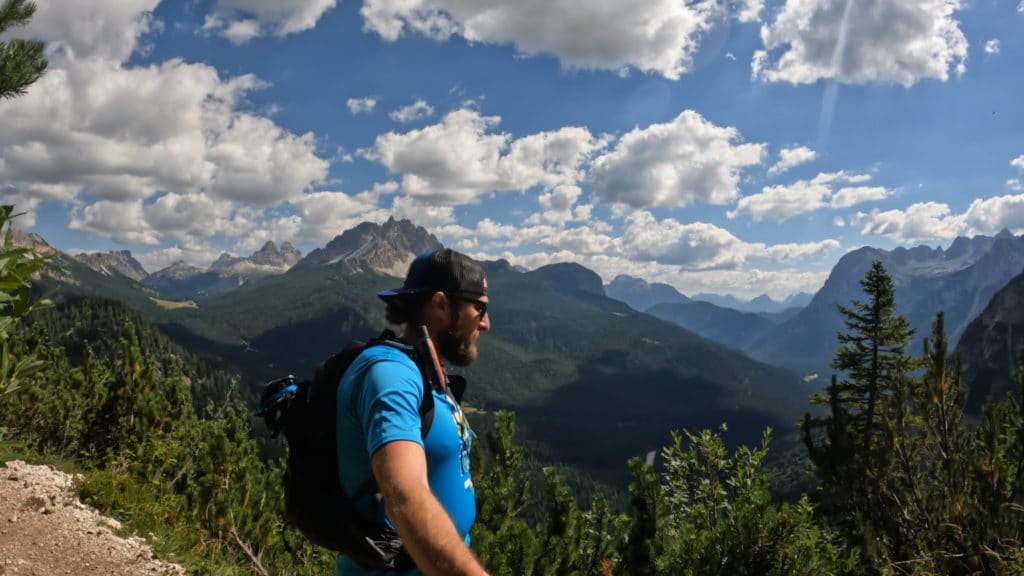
[621,212,750,270]
[347,97,378,115]
[390,195,456,228]
[859,201,966,242]
[984,39,1001,55]
[616,211,840,271]
[0,57,329,240]
[201,0,338,43]
[525,185,589,225]
[1012,155,1024,171]
[371,109,606,204]
[390,99,435,123]
[23,0,160,62]
[763,239,841,263]
[736,0,764,22]
[134,244,226,272]
[830,186,889,209]
[964,194,1024,235]
[69,200,161,245]
[589,110,764,209]
[753,0,968,86]
[360,0,724,79]
[729,172,883,221]
[1,1,331,252]
[768,145,816,176]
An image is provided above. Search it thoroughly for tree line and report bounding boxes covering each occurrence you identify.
[1,205,1023,574]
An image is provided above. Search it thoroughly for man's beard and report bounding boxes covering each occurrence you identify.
[439,327,477,366]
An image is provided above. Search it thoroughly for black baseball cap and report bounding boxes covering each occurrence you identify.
[377,248,487,302]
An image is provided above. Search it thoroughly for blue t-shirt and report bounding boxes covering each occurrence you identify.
[334,344,476,576]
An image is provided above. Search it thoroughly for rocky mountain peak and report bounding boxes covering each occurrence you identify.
[72,250,148,281]
[296,217,442,277]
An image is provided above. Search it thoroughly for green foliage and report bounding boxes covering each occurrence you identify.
[805,261,1024,575]
[624,427,855,576]
[0,205,50,396]
[0,0,47,99]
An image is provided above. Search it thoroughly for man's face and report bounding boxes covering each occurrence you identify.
[438,292,490,366]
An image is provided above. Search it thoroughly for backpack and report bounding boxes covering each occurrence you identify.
[257,329,456,570]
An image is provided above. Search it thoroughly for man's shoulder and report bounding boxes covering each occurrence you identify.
[347,342,421,388]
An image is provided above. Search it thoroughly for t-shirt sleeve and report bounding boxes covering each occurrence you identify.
[354,352,425,458]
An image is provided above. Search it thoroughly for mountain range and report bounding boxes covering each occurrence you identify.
[16,219,810,487]
[747,230,1024,380]
[15,217,1024,482]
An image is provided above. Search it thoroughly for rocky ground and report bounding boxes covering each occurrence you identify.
[0,460,185,576]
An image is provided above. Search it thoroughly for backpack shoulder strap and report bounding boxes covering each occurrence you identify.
[348,331,436,503]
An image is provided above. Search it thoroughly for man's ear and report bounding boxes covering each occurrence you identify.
[429,291,448,311]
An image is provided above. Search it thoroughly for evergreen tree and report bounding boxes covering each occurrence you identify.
[802,260,918,566]
[0,0,47,99]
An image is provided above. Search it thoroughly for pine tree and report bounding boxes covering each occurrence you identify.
[0,0,47,99]
[802,260,917,565]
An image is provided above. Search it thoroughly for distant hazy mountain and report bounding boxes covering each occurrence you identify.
[209,241,302,276]
[295,217,441,276]
[73,250,149,282]
[605,274,689,311]
[749,230,1024,378]
[534,263,606,298]
[693,292,813,314]
[142,241,303,300]
[958,267,1024,411]
[647,301,777,351]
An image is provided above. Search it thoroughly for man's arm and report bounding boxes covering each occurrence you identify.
[371,440,489,576]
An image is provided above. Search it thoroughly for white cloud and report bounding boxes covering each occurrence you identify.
[859,201,966,242]
[984,39,1001,55]
[390,195,456,228]
[753,0,968,86]
[621,212,750,270]
[1020,1,1024,13]
[729,171,881,222]
[964,194,1024,235]
[69,200,161,245]
[23,0,160,63]
[736,0,764,22]
[525,185,587,225]
[390,99,435,123]
[589,110,765,209]
[830,186,889,208]
[0,58,329,228]
[833,216,846,227]
[371,109,606,204]
[768,145,816,176]
[762,239,840,263]
[1012,155,1024,171]
[730,179,831,222]
[347,97,378,115]
[1009,179,1024,192]
[134,244,225,272]
[361,0,724,80]
[286,190,391,244]
[202,0,338,43]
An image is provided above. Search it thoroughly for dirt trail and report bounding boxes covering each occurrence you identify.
[0,460,186,576]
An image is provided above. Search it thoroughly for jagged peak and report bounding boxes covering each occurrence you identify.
[297,218,442,276]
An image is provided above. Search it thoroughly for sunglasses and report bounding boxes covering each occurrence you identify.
[448,293,488,317]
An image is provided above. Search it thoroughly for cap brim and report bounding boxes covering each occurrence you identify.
[376,286,423,301]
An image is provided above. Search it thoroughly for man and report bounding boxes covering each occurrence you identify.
[334,248,492,576]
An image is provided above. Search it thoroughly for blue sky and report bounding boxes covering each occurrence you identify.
[1,0,1022,299]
